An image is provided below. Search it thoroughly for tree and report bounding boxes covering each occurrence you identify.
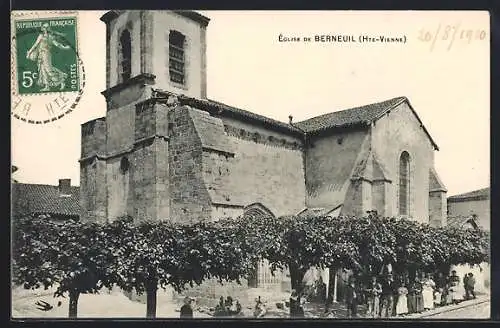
[12,215,115,318]
[102,217,187,318]
[233,214,360,294]
[103,217,254,318]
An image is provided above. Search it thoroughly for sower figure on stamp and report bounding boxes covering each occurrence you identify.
[26,22,70,92]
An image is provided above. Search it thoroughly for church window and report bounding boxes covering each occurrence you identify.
[119,30,132,82]
[169,30,186,85]
[120,156,130,174]
[399,151,410,215]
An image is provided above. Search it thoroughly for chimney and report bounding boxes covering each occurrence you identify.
[289,115,293,124]
[58,179,71,195]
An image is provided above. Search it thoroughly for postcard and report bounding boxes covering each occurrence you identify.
[11,10,490,319]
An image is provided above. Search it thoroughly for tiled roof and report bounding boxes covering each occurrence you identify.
[154,90,439,150]
[447,215,479,230]
[11,183,81,218]
[448,188,490,202]
[178,96,304,135]
[295,97,407,132]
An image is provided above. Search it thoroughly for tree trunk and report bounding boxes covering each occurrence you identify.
[326,266,338,306]
[146,281,158,319]
[68,289,80,318]
[289,263,306,295]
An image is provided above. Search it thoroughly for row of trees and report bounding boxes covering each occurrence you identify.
[12,213,489,318]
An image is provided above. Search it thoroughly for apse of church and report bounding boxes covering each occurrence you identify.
[79,10,447,228]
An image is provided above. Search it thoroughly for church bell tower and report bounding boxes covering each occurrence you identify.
[80,11,210,223]
[100,10,209,100]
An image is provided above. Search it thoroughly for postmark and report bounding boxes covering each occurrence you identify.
[11,11,85,124]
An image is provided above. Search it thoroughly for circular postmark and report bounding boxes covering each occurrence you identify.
[11,14,86,124]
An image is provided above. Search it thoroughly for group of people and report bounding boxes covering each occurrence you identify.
[344,270,477,318]
[214,296,243,317]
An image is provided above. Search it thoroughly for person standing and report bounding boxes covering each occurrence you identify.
[407,278,417,314]
[345,277,358,318]
[365,276,382,318]
[180,297,194,318]
[380,274,396,318]
[466,273,476,299]
[415,276,424,313]
[290,290,299,317]
[395,279,409,316]
[422,273,436,310]
[448,270,462,304]
[463,274,470,300]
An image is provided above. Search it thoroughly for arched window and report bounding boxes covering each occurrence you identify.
[399,151,410,215]
[119,30,132,82]
[169,30,186,84]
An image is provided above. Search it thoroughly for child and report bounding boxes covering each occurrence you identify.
[434,288,443,308]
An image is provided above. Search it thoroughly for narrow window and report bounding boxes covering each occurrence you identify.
[169,30,186,84]
[399,151,410,215]
[119,30,132,82]
[120,156,130,174]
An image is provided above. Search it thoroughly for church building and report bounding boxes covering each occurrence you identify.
[79,10,448,299]
[80,10,447,227]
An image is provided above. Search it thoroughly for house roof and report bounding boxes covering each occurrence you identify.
[11,183,81,218]
[447,215,479,230]
[448,187,490,202]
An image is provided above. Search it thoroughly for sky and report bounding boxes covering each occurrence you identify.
[11,10,489,197]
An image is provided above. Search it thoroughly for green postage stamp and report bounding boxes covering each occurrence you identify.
[14,16,80,95]
[11,11,85,124]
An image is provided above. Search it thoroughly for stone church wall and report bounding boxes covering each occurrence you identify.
[371,102,435,223]
[305,128,369,210]
[80,118,107,223]
[167,106,213,223]
[216,116,307,217]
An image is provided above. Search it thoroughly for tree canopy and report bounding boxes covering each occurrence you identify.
[12,212,489,318]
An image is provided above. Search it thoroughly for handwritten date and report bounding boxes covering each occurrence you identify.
[418,23,487,51]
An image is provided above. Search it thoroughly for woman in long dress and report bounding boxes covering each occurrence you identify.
[26,22,70,91]
[395,280,408,316]
[448,270,463,304]
[422,274,436,310]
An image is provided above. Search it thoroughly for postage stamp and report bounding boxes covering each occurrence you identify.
[11,11,85,124]
[15,17,80,94]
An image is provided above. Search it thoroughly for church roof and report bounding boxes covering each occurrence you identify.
[154,90,439,150]
[296,97,406,132]
[448,187,490,202]
[11,183,81,218]
[154,91,304,136]
[295,96,439,150]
